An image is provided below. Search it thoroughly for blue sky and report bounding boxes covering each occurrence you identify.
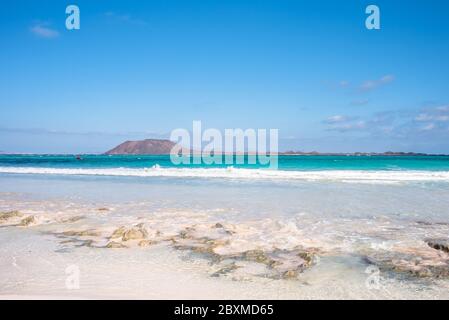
[1,0,449,153]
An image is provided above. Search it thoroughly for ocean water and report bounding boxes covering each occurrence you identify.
[1,155,449,299]
[1,154,449,171]
[1,155,449,183]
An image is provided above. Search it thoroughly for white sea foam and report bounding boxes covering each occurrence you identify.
[1,166,449,183]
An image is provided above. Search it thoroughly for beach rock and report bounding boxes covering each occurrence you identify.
[178,226,197,239]
[179,230,190,239]
[211,262,240,277]
[393,262,449,278]
[60,216,85,223]
[59,238,95,248]
[18,216,35,227]
[172,238,223,262]
[211,223,235,235]
[426,238,449,253]
[242,250,275,265]
[194,245,219,256]
[297,251,316,266]
[172,224,319,279]
[282,270,298,279]
[77,239,95,248]
[62,230,100,237]
[416,220,449,226]
[122,227,148,241]
[415,220,433,226]
[170,223,317,280]
[268,248,317,279]
[111,226,126,238]
[183,242,217,255]
[0,210,23,222]
[106,241,127,249]
[60,239,80,245]
[111,224,149,242]
[223,248,316,279]
[138,240,156,247]
[365,250,449,278]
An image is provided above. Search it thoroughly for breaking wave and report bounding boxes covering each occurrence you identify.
[1,166,449,183]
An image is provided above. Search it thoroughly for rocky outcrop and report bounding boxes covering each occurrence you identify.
[105,139,178,155]
[106,241,127,249]
[365,248,449,278]
[171,225,319,279]
[0,211,23,222]
[62,230,101,237]
[1,211,37,227]
[18,216,35,227]
[110,224,148,242]
[138,240,156,247]
[426,238,449,253]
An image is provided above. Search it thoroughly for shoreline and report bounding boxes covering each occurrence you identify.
[2,167,449,183]
[1,172,449,299]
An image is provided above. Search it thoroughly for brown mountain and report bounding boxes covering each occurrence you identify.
[105,139,178,155]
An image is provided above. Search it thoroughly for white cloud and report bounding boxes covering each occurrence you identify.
[322,104,449,140]
[0,127,166,138]
[415,113,433,121]
[358,74,395,92]
[415,106,449,122]
[30,24,59,38]
[334,120,366,131]
[436,105,449,112]
[104,12,147,26]
[350,99,369,106]
[436,115,449,122]
[325,115,349,124]
[380,75,395,83]
[420,123,436,131]
[324,115,366,132]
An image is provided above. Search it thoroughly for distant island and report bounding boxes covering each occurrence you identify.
[280,151,436,156]
[105,139,177,155]
[104,139,447,156]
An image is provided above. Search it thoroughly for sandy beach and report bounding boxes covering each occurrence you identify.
[1,171,449,299]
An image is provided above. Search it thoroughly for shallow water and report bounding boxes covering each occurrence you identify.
[1,172,449,299]
[2,154,449,171]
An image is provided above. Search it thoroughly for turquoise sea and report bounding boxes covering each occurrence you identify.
[1,154,449,299]
[1,154,449,171]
